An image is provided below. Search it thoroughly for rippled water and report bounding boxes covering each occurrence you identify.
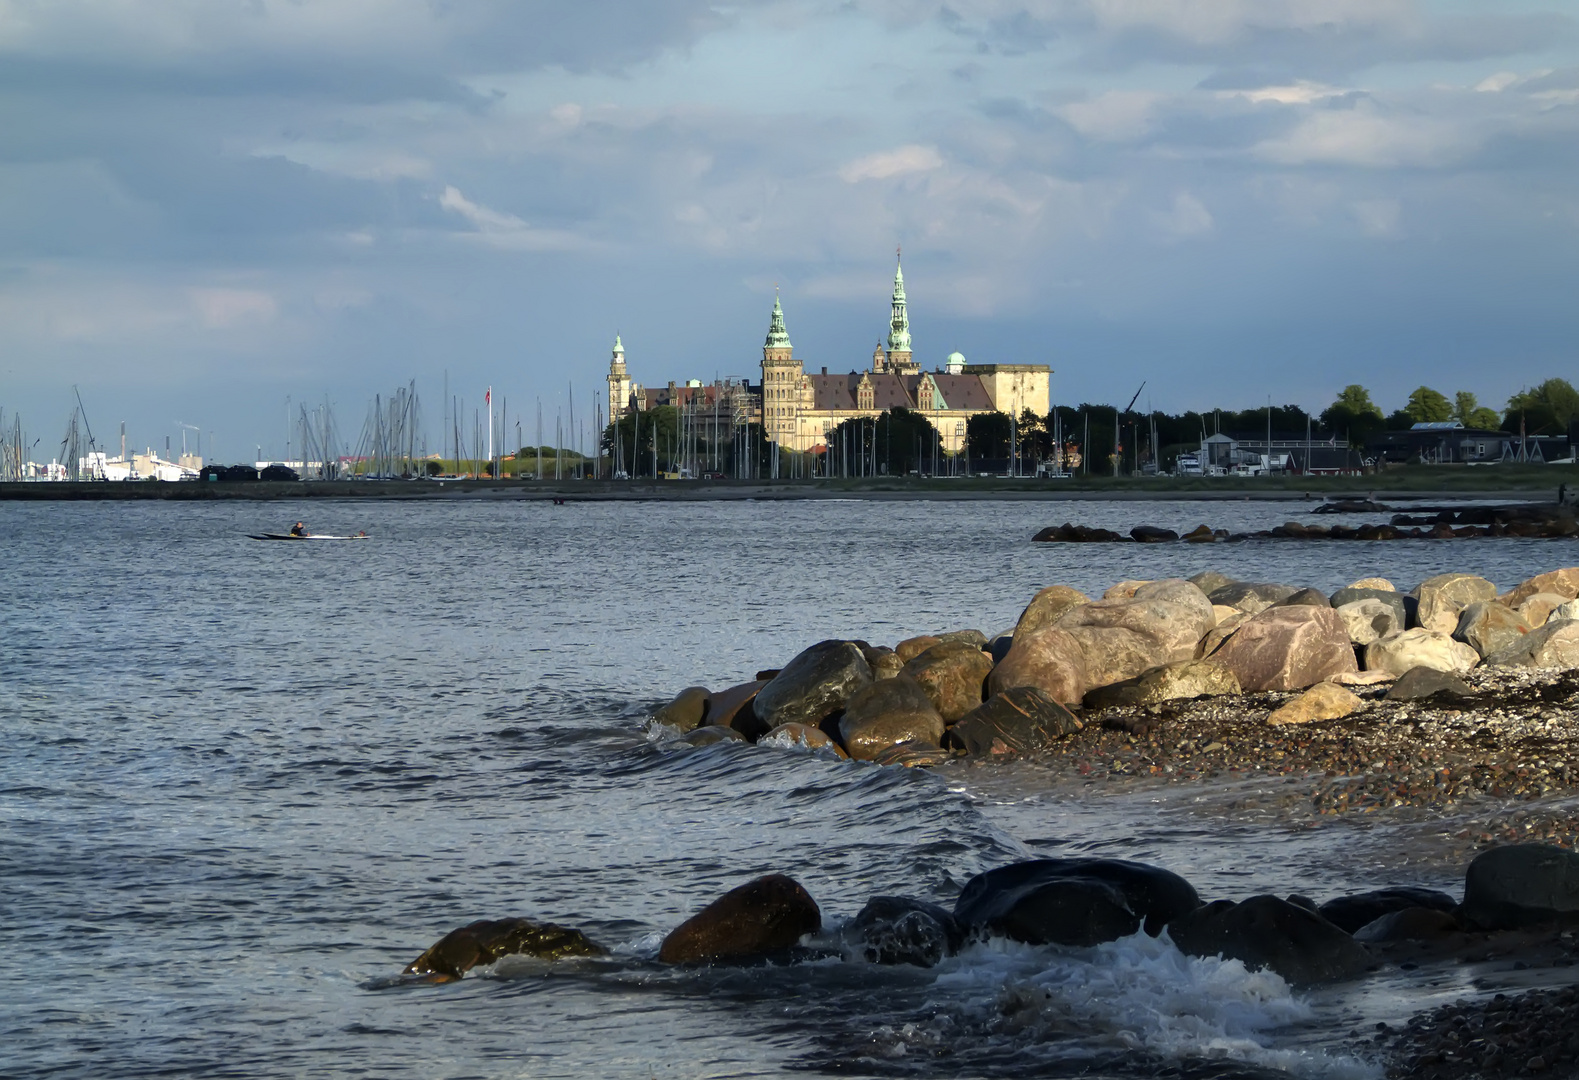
[2,498,1571,1079]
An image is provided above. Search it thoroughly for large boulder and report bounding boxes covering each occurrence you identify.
[1385,666,1473,700]
[1103,579,1152,599]
[1213,605,1357,691]
[658,875,821,963]
[954,858,1200,947]
[1345,577,1395,592]
[1364,628,1479,676]
[1208,582,1301,615]
[1316,887,1459,935]
[861,645,905,681]
[838,675,945,761]
[1013,585,1090,637]
[654,686,711,732]
[404,918,607,982]
[1453,601,1531,660]
[1083,659,1240,709]
[1501,567,1579,609]
[902,641,993,723]
[1335,598,1402,646]
[753,641,873,730]
[1053,579,1216,690]
[1188,570,1237,595]
[851,896,964,967]
[708,680,770,739]
[1460,844,1579,931]
[1413,572,1497,635]
[1271,587,1330,609]
[1166,895,1372,987]
[1265,682,1361,726]
[895,635,942,664]
[1195,611,1248,659]
[1483,619,1579,670]
[987,626,1087,705]
[1517,591,1574,627]
[938,629,988,648]
[947,686,1082,757]
[1329,587,1413,628]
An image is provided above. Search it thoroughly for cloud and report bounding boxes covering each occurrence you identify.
[1058,90,1161,140]
[1349,198,1401,237]
[1254,103,1469,168]
[437,185,593,251]
[190,287,278,328]
[1154,192,1214,238]
[838,145,945,182]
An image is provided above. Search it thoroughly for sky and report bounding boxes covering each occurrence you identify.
[1,0,1576,462]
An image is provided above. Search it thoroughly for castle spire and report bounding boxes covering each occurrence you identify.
[886,250,911,356]
[764,289,792,350]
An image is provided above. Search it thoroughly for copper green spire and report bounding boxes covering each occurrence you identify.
[886,251,911,354]
[764,290,791,350]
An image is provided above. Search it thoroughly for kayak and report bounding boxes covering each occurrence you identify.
[248,533,369,541]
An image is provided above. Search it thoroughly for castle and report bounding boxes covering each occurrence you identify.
[608,256,1051,455]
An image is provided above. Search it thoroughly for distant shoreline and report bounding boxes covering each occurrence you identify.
[0,475,1565,503]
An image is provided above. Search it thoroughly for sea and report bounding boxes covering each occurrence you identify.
[1,497,1570,1080]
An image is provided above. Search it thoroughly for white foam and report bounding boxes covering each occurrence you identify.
[928,932,1381,1078]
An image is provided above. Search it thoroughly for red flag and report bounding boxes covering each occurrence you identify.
[485,387,491,405]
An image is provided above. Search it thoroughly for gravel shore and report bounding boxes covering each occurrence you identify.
[1378,984,1579,1078]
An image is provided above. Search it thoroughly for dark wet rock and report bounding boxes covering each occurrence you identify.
[903,641,993,723]
[754,669,780,681]
[861,645,905,681]
[753,640,873,730]
[658,874,821,964]
[1317,886,1459,934]
[870,740,954,767]
[404,918,607,982]
[1212,605,1357,691]
[1330,586,1413,627]
[1460,843,1579,930]
[954,858,1200,947]
[1166,895,1372,986]
[1188,571,1237,594]
[947,686,1082,757]
[838,675,945,761]
[1352,906,1462,944]
[1454,601,1532,660]
[1130,525,1179,543]
[1182,525,1217,544]
[894,635,942,664]
[1385,666,1474,701]
[1207,581,1301,615]
[707,680,770,739]
[852,896,964,966]
[987,625,1087,705]
[1032,522,1125,542]
[987,630,1014,664]
[654,686,710,732]
[760,722,848,757]
[680,725,749,748]
[1286,895,1319,913]
[1082,659,1240,708]
[1013,585,1090,638]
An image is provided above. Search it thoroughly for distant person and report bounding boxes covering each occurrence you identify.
[290,521,306,537]
[1561,483,1567,506]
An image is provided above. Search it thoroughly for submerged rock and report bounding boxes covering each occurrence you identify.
[404,917,607,982]
[680,725,749,748]
[760,722,848,757]
[1316,886,1459,934]
[753,641,873,730]
[658,874,821,964]
[1460,844,1579,931]
[954,858,1200,947]
[852,896,964,966]
[870,740,955,767]
[708,680,770,739]
[1166,895,1371,986]
[653,686,710,732]
[947,686,1081,757]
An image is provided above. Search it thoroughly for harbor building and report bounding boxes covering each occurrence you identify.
[607,255,1052,455]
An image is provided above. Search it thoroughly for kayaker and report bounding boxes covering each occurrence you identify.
[290,522,306,537]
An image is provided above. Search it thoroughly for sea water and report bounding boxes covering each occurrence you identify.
[0,498,1568,1079]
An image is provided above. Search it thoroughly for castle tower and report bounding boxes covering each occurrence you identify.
[607,335,632,422]
[885,253,917,375]
[760,292,802,447]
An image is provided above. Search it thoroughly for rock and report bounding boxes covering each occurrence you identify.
[658,874,822,964]
[851,896,964,966]
[707,680,770,739]
[1182,525,1216,544]
[1207,582,1301,615]
[947,686,1082,757]
[903,641,993,723]
[1103,579,1152,600]
[861,645,905,681]
[1326,669,1394,686]
[1195,611,1248,659]
[1364,628,1479,677]
[759,722,848,757]
[1385,666,1474,700]
[1265,682,1361,725]
[838,675,945,761]
[754,641,873,730]
[405,918,607,982]
[1055,580,1217,690]
[1352,907,1462,944]
[1346,577,1395,591]
[1519,592,1572,626]
[987,630,1014,664]
[1501,567,1579,609]
[1413,572,1497,635]
[1460,844,1579,931]
[1013,585,1090,638]
[1555,599,1579,622]
[1329,587,1413,628]
[1453,601,1531,659]
[1317,886,1459,934]
[938,629,989,648]
[680,725,749,747]
[870,741,954,767]
[987,625,1087,705]
[895,635,943,664]
[1130,525,1178,543]
[1166,895,1372,987]
[1032,522,1124,543]
[954,858,1200,947]
[1083,659,1240,709]
[1189,571,1237,594]
[1210,604,1241,626]
[1213,606,1357,691]
[1335,598,1403,646]
[1271,587,1330,608]
[1484,618,1579,670]
[654,686,710,732]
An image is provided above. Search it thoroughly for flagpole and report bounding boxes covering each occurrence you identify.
[487,386,493,478]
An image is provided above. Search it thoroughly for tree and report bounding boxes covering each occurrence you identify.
[965,411,1012,460]
[1505,379,1579,435]
[1404,386,1453,424]
[1453,391,1501,431]
[1320,385,1385,447]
